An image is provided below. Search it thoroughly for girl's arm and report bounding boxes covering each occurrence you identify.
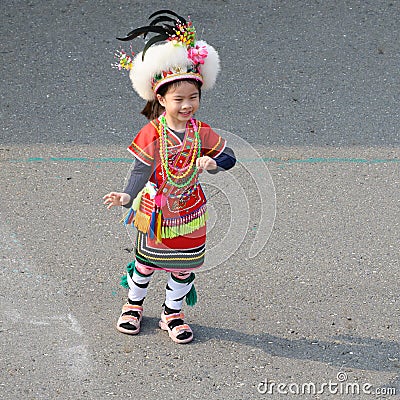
[196,146,236,174]
[122,159,153,208]
[212,146,236,172]
[103,158,152,209]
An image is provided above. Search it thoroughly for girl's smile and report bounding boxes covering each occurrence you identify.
[156,81,200,131]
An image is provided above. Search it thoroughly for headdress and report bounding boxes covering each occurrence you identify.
[113,10,220,101]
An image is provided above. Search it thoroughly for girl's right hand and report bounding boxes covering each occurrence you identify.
[103,192,131,209]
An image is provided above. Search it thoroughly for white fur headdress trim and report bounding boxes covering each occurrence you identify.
[129,40,220,101]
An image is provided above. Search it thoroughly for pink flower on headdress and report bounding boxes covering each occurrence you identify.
[187,44,208,64]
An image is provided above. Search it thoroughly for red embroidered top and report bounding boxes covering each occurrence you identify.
[128,118,226,167]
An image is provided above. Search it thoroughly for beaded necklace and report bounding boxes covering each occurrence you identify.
[159,114,201,188]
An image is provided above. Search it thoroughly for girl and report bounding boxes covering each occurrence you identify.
[103,10,236,344]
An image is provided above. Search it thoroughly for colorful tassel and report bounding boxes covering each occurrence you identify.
[161,210,208,239]
[155,193,167,208]
[120,260,135,289]
[120,208,131,225]
[185,284,197,306]
[134,210,151,233]
[156,209,163,243]
[120,275,129,289]
[149,209,157,239]
[128,209,135,225]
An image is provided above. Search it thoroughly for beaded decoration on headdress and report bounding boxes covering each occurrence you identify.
[114,9,220,100]
[112,46,135,71]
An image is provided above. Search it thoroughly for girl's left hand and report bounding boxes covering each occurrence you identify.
[196,156,217,173]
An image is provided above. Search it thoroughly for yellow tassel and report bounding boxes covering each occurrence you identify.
[156,210,163,243]
[134,210,150,233]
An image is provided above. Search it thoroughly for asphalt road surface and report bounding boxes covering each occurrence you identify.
[1,1,399,399]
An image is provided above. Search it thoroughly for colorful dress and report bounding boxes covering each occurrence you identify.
[124,117,228,271]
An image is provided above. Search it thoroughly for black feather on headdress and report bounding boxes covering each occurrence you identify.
[117,10,194,61]
[148,9,186,24]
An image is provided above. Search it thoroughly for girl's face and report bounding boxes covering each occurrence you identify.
[156,81,200,130]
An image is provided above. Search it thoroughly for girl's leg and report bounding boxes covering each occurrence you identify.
[127,263,154,305]
[164,271,193,311]
[160,270,195,343]
[117,262,154,335]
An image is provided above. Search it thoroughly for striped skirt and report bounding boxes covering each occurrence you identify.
[134,225,206,271]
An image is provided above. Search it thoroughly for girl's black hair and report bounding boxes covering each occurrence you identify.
[141,79,202,120]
